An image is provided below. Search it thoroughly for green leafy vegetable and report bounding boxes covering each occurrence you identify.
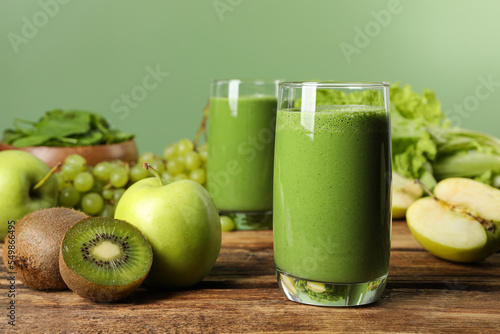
[389,82,446,189]
[390,83,500,189]
[429,126,500,186]
[2,110,134,147]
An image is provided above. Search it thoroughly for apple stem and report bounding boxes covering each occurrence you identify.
[143,162,164,186]
[193,99,209,150]
[414,179,437,200]
[32,162,62,191]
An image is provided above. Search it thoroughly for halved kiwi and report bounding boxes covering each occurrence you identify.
[59,217,153,302]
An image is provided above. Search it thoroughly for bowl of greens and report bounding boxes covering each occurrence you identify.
[0,110,137,166]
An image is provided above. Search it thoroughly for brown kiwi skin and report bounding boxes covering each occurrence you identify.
[2,207,87,290]
[59,217,152,303]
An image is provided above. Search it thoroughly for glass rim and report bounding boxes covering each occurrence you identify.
[279,81,390,88]
[212,79,282,85]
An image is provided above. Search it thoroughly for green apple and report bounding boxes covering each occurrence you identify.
[0,150,58,240]
[407,178,500,263]
[114,167,221,289]
[391,172,423,219]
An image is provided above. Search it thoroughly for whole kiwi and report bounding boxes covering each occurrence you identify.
[2,207,87,290]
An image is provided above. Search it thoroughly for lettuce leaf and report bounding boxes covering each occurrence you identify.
[429,126,500,185]
[391,83,500,188]
[389,83,448,188]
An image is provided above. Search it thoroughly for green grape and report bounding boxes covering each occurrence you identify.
[81,192,104,215]
[55,173,67,190]
[163,143,178,160]
[138,152,157,164]
[149,159,166,174]
[110,167,129,188]
[90,179,105,194]
[185,151,201,171]
[102,188,113,200]
[220,216,235,232]
[64,154,86,168]
[166,157,185,176]
[130,163,149,183]
[199,147,208,163]
[173,173,188,181]
[161,172,173,183]
[100,204,116,218]
[93,161,113,181]
[59,181,73,190]
[58,187,81,208]
[73,172,95,193]
[113,188,126,203]
[189,168,206,185]
[60,163,84,181]
[177,139,194,156]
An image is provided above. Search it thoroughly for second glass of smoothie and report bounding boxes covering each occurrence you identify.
[273,81,392,306]
[206,79,279,230]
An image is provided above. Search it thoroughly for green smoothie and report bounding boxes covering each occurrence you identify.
[273,106,391,284]
[207,95,277,212]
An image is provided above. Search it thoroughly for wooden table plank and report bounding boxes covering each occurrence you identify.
[1,220,499,333]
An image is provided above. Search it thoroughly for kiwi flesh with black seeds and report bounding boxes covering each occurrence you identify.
[2,207,87,290]
[59,217,153,302]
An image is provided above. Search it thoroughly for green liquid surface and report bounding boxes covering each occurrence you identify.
[207,95,277,211]
[273,106,392,283]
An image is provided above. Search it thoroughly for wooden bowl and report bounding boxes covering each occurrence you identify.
[0,140,138,167]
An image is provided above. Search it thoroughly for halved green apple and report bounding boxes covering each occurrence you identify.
[406,178,500,263]
[391,172,423,219]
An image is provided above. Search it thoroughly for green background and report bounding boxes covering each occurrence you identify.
[1,0,499,155]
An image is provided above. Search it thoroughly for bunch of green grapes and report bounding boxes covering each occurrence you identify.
[57,138,236,231]
[159,138,208,186]
[57,154,150,217]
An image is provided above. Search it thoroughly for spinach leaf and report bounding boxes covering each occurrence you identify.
[34,110,91,137]
[2,110,134,147]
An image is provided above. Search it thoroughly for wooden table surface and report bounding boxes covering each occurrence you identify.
[1,220,499,333]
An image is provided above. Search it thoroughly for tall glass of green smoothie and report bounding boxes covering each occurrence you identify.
[273,81,392,306]
[207,79,279,230]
